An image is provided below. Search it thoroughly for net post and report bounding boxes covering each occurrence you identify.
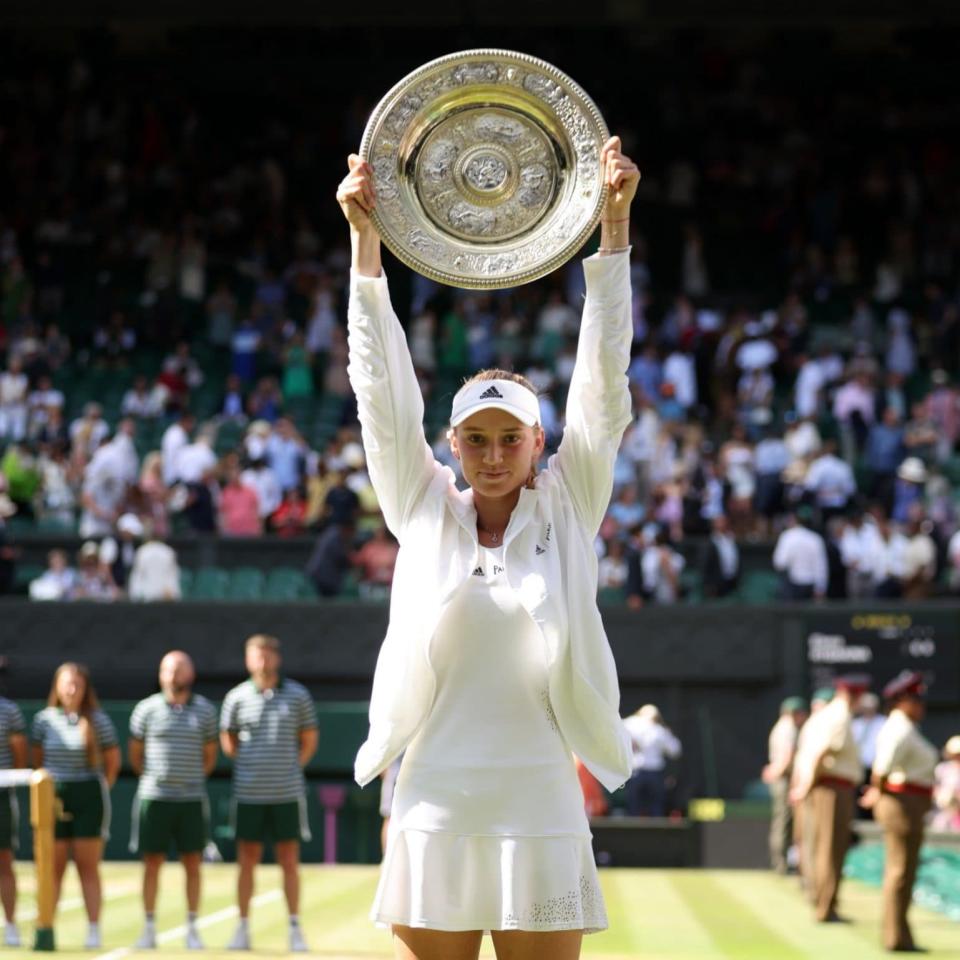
[30,769,56,951]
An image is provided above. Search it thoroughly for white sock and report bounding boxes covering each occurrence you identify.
[145,914,156,927]
[238,917,249,930]
[187,912,198,926]
[89,922,100,934]
[289,915,299,927]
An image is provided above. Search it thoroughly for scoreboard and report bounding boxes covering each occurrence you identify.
[803,609,960,703]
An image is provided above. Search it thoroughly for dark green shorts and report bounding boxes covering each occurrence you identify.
[136,799,207,856]
[233,800,306,844]
[0,790,18,851]
[54,778,108,840]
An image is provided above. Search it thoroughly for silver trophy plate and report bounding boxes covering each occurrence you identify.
[360,49,609,289]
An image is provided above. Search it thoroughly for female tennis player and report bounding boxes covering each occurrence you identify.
[338,136,639,960]
[31,662,120,949]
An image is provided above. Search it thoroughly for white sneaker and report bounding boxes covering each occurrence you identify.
[185,925,204,950]
[84,926,102,950]
[227,924,250,951]
[134,925,157,949]
[288,924,309,953]
[4,924,20,947]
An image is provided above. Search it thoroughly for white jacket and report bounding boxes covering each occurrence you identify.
[347,251,634,792]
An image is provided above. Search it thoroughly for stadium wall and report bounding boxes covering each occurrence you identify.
[3,600,958,802]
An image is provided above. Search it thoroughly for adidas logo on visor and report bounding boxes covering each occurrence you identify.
[478,385,503,399]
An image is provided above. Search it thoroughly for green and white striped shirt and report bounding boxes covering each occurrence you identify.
[220,679,317,803]
[0,697,26,770]
[130,693,218,801]
[31,707,118,782]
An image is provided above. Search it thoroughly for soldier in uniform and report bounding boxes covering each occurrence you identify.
[790,674,866,922]
[792,687,833,898]
[762,696,808,873]
[860,671,938,953]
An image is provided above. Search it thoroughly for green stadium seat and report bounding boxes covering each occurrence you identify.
[33,515,78,535]
[738,570,781,604]
[265,567,315,601]
[179,568,194,598]
[191,566,230,600]
[228,567,265,600]
[596,587,626,606]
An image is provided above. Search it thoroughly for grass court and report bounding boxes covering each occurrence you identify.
[2,861,959,958]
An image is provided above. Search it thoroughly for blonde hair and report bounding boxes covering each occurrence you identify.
[48,662,102,769]
[460,368,538,396]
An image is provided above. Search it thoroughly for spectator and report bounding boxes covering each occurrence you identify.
[121,375,163,419]
[176,429,217,485]
[160,411,194,487]
[663,346,697,411]
[641,529,685,604]
[26,373,64,439]
[598,537,629,591]
[352,524,399,589]
[901,508,937,600]
[833,371,875,460]
[306,521,355,597]
[220,464,262,536]
[265,418,306,493]
[864,407,905,511]
[246,376,283,423]
[804,439,856,524]
[773,506,827,600]
[70,542,119,601]
[0,357,29,442]
[181,468,218,534]
[1,442,41,518]
[128,531,181,601]
[99,513,144,590]
[92,310,136,366]
[868,510,909,599]
[753,427,789,537]
[840,510,883,599]
[69,403,109,464]
[29,548,76,601]
[851,692,885,781]
[701,514,740,598]
[240,458,282,522]
[281,333,313,401]
[902,402,938,464]
[932,736,960,832]
[138,453,170,540]
[219,374,247,423]
[270,487,308,538]
[607,483,645,531]
[891,457,927,525]
[206,279,238,348]
[926,369,960,464]
[623,704,682,817]
[231,315,262,384]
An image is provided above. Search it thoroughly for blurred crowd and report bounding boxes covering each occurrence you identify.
[2,30,960,601]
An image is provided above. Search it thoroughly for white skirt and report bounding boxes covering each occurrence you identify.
[371,828,608,933]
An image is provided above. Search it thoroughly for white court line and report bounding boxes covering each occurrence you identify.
[19,882,142,922]
[92,888,283,960]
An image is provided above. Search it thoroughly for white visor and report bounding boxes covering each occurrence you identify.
[450,378,540,427]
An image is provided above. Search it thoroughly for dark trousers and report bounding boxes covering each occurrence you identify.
[781,580,815,601]
[626,769,667,817]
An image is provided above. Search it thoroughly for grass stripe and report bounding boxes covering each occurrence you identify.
[595,869,718,957]
[668,872,809,959]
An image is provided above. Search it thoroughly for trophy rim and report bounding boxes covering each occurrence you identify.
[360,48,610,289]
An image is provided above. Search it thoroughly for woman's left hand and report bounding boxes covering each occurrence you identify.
[600,136,641,220]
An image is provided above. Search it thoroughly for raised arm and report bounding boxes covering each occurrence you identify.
[552,138,640,533]
[337,155,436,536]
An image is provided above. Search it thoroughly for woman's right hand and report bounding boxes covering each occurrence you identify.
[337,154,376,233]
